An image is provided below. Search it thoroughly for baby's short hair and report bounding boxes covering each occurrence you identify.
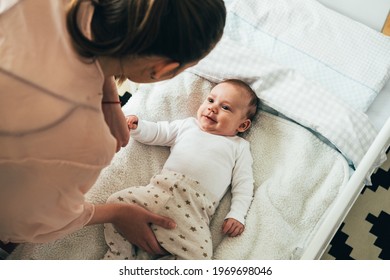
[222,79,260,120]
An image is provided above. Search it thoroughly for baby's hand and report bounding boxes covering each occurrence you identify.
[222,218,244,237]
[126,115,139,130]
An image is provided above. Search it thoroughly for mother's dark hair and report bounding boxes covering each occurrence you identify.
[66,0,226,64]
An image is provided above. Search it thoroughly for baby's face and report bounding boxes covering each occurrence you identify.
[197,82,251,136]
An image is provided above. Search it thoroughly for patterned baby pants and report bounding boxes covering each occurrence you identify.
[103,170,218,260]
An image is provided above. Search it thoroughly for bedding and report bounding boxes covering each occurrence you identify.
[223,0,390,112]
[189,37,386,177]
[367,79,390,131]
[9,72,349,260]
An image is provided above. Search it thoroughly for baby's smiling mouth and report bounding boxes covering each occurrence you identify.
[204,115,217,123]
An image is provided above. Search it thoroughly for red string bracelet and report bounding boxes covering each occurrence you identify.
[102,100,121,104]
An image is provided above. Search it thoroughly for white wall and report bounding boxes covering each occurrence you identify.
[317,0,390,31]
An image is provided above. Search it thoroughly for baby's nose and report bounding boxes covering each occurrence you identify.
[208,105,217,113]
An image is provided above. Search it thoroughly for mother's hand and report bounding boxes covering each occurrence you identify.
[90,203,176,255]
[102,103,129,151]
[114,204,176,255]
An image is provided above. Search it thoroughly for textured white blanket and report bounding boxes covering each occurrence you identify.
[9,72,349,259]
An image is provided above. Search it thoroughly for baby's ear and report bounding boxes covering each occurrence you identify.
[237,119,251,133]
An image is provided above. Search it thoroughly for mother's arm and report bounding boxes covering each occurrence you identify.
[101,76,130,152]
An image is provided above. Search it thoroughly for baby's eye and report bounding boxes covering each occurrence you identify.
[208,98,214,103]
[222,105,230,111]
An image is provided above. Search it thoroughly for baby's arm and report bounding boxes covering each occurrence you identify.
[126,115,139,130]
[125,117,181,146]
[222,218,245,237]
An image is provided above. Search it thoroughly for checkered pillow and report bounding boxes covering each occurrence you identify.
[223,0,390,112]
[189,37,385,175]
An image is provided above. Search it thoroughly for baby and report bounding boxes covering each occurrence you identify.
[103,79,259,260]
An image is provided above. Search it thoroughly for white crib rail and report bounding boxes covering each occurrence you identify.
[301,116,390,260]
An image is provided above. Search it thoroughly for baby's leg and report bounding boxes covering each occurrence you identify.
[151,202,214,260]
[103,183,170,260]
[150,172,217,260]
[103,222,136,260]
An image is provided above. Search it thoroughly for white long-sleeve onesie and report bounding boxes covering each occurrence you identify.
[132,117,254,223]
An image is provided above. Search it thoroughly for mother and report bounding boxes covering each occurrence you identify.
[0,0,226,255]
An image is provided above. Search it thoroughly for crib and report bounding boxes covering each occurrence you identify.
[8,0,390,260]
